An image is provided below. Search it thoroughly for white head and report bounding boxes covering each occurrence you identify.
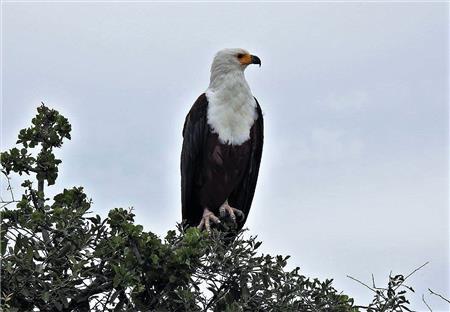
[209,48,261,87]
[206,48,261,145]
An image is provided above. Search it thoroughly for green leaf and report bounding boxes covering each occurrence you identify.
[42,291,50,303]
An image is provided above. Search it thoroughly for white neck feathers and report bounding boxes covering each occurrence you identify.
[206,70,257,145]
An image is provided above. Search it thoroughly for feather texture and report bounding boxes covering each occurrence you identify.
[206,48,257,145]
[181,94,263,230]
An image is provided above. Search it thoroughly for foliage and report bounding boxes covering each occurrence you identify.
[347,264,429,312]
[363,273,416,312]
[2,103,70,187]
[0,104,422,311]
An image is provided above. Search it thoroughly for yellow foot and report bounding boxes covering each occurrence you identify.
[197,208,220,232]
[219,201,245,222]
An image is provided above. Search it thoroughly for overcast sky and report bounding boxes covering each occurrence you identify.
[2,2,449,311]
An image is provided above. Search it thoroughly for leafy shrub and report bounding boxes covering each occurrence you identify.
[1,104,424,311]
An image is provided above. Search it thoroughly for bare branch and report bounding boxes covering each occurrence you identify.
[402,262,429,285]
[429,288,450,304]
[422,294,433,312]
[347,275,378,294]
[1,200,21,209]
[1,170,16,203]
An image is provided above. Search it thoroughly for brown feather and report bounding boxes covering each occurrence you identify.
[181,94,264,229]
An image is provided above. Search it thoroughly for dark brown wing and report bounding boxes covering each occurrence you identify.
[229,98,264,230]
[181,93,208,227]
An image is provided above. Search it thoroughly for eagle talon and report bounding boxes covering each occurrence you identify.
[219,202,245,223]
[197,208,220,232]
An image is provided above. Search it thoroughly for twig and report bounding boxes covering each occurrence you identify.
[1,200,21,209]
[204,280,230,311]
[1,170,16,202]
[0,171,19,209]
[347,275,378,294]
[429,288,450,304]
[347,262,429,304]
[402,262,429,286]
[9,227,46,245]
[422,294,433,312]
[378,262,429,312]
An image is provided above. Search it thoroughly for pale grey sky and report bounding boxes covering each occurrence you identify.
[2,2,449,311]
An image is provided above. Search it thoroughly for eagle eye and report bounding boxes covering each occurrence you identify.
[237,53,245,58]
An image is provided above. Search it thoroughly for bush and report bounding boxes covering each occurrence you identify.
[1,104,423,311]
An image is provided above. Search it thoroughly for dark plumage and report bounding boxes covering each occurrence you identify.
[181,93,264,231]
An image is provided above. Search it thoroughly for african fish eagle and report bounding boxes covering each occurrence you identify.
[181,48,263,232]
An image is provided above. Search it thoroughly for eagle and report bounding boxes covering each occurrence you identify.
[181,48,263,232]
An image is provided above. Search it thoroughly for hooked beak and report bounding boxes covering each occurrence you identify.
[251,55,261,67]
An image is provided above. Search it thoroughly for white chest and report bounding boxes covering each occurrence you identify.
[206,86,257,146]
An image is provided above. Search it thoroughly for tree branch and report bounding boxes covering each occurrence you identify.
[1,170,16,202]
[422,294,433,312]
[68,279,113,311]
[429,288,450,304]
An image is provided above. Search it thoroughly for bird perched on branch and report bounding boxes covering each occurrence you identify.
[181,48,263,232]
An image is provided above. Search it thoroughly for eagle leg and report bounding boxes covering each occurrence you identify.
[197,208,221,232]
[219,200,245,223]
